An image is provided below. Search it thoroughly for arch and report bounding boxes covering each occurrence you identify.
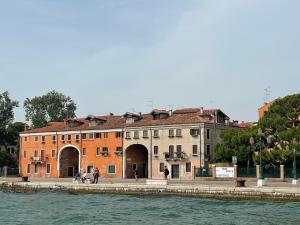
[57,145,81,177]
[124,144,148,179]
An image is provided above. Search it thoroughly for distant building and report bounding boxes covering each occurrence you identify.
[258,102,273,119]
[19,107,240,180]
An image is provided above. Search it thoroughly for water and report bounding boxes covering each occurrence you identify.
[0,191,299,225]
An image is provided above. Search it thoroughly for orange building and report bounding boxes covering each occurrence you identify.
[258,102,273,119]
[19,115,124,178]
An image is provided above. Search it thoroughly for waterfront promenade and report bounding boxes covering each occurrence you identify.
[1,177,300,201]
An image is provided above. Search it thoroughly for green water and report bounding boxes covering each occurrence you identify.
[0,191,299,225]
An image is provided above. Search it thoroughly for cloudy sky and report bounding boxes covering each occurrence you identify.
[0,0,299,122]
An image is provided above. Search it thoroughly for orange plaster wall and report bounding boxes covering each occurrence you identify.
[20,131,123,178]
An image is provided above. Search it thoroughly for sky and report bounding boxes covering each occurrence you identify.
[0,0,299,123]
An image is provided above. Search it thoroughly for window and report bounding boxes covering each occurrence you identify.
[160,163,164,172]
[108,165,116,174]
[52,150,56,158]
[34,136,38,142]
[192,145,198,155]
[190,128,200,136]
[134,131,139,139]
[46,164,51,174]
[52,135,56,143]
[169,129,174,137]
[61,135,65,142]
[24,150,27,158]
[103,133,108,138]
[34,150,38,157]
[27,164,31,174]
[82,133,87,140]
[143,130,148,138]
[41,150,45,161]
[82,148,86,156]
[206,145,211,155]
[186,162,191,173]
[34,164,38,174]
[169,145,174,158]
[41,136,46,144]
[87,165,94,173]
[153,130,159,138]
[125,131,131,139]
[176,145,182,154]
[207,129,210,140]
[116,147,123,154]
[176,129,182,137]
[24,136,28,142]
[95,133,101,139]
[115,132,122,138]
[89,133,94,139]
[75,134,80,142]
[154,146,159,155]
[103,147,109,154]
[96,147,101,156]
[67,134,72,142]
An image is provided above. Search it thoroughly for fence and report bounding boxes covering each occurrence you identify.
[237,167,256,177]
[285,168,300,178]
[194,167,212,177]
[0,167,19,177]
[263,167,280,178]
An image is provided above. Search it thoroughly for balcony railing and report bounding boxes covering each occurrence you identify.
[164,151,187,161]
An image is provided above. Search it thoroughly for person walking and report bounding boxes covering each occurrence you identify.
[163,166,169,180]
[133,168,138,181]
[93,167,100,184]
[82,170,87,184]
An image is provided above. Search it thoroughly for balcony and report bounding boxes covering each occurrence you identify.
[164,151,187,161]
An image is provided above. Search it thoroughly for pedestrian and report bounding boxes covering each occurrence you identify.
[133,168,138,181]
[73,171,80,184]
[163,166,169,180]
[93,167,100,184]
[82,170,87,184]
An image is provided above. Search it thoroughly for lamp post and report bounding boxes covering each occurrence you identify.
[292,138,298,185]
[250,128,272,187]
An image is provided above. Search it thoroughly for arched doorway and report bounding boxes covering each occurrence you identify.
[125,144,148,179]
[58,146,80,178]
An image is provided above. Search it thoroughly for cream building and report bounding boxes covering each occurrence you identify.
[122,108,232,180]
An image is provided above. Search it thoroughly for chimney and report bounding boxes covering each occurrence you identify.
[200,107,204,114]
[110,113,114,116]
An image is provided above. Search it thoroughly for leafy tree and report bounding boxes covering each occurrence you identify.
[213,93,300,168]
[24,90,77,128]
[0,91,19,129]
[0,151,15,167]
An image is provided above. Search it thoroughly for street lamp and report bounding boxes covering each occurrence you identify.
[292,138,298,185]
[250,128,272,187]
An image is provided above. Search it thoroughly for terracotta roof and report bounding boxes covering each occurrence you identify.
[151,109,170,114]
[21,108,234,134]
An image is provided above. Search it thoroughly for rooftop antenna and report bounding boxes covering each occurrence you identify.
[264,86,271,104]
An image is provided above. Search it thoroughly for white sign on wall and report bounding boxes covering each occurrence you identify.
[216,167,235,178]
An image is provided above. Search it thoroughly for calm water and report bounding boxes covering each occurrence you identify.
[0,191,300,225]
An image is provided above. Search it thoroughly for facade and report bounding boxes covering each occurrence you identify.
[258,102,273,119]
[19,108,237,180]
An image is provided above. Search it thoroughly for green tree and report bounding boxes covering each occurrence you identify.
[24,90,77,128]
[213,93,300,167]
[0,91,19,129]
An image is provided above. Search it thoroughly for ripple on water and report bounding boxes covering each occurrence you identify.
[0,191,300,225]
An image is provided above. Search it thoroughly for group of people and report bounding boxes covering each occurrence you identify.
[73,167,100,184]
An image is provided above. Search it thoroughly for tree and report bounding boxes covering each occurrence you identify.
[24,90,77,128]
[0,91,19,129]
[213,93,300,167]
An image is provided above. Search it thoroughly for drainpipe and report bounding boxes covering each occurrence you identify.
[199,125,202,169]
[150,128,153,179]
[19,135,22,177]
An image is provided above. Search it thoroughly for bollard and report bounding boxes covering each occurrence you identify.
[256,165,260,178]
[3,166,8,177]
[234,165,238,179]
[212,165,216,179]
